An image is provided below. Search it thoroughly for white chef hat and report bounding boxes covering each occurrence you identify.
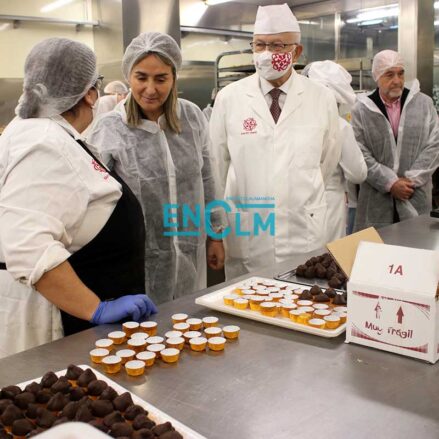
[371,50,405,81]
[254,3,301,35]
[306,60,357,108]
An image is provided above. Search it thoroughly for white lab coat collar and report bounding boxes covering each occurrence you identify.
[259,71,293,97]
[50,114,84,141]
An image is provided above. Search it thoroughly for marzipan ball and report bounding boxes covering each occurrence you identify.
[47,392,69,412]
[325,288,336,298]
[0,405,23,426]
[133,414,155,431]
[11,419,34,436]
[0,400,12,415]
[132,429,155,439]
[91,399,114,418]
[40,371,58,388]
[112,392,133,412]
[314,293,330,303]
[295,264,307,277]
[74,404,94,422]
[35,407,56,428]
[87,380,108,397]
[14,391,35,410]
[160,431,184,439]
[152,422,173,436]
[61,401,80,419]
[51,377,71,394]
[69,387,86,401]
[89,419,109,433]
[309,285,322,296]
[65,364,83,380]
[110,422,133,437]
[299,290,313,300]
[0,386,21,400]
[99,386,118,401]
[77,369,97,388]
[36,389,52,404]
[103,411,125,427]
[25,403,39,419]
[24,382,41,395]
[124,404,146,421]
[304,266,315,279]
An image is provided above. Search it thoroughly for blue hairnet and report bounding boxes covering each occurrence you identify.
[16,37,98,119]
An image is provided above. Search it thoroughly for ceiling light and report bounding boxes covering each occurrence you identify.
[346,4,398,24]
[204,0,233,5]
[41,0,74,13]
[359,19,384,26]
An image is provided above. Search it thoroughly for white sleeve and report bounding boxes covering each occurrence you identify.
[338,118,368,184]
[0,142,89,286]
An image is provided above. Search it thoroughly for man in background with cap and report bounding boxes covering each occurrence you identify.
[351,49,439,231]
[209,4,340,280]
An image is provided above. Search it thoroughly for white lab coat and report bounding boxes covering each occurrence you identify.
[325,118,367,242]
[0,116,121,358]
[210,71,340,280]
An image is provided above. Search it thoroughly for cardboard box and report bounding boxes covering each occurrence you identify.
[346,241,439,363]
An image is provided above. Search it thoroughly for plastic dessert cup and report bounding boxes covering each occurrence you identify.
[165,330,183,339]
[171,313,188,324]
[269,293,284,302]
[308,318,326,329]
[314,309,331,319]
[208,336,226,351]
[161,348,180,363]
[166,336,185,350]
[183,331,202,343]
[281,303,297,318]
[333,306,347,314]
[102,355,122,374]
[223,294,238,306]
[89,348,109,364]
[297,313,312,325]
[249,296,265,311]
[146,336,164,346]
[108,331,126,345]
[260,302,277,317]
[147,344,166,357]
[324,315,341,329]
[202,316,219,328]
[297,300,313,307]
[298,306,315,314]
[313,303,330,310]
[127,338,147,353]
[136,351,156,367]
[204,327,222,339]
[115,349,136,364]
[289,309,305,322]
[189,337,207,351]
[125,360,145,376]
[173,322,190,333]
[233,298,249,310]
[140,321,158,336]
[95,338,114,351]
[131,332,149,341]
[222,325,240,340]
[336,312,347,324]
[186,318,203,331]
[122,321,139,336]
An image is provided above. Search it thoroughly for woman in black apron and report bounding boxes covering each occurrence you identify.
[0,38,157,347]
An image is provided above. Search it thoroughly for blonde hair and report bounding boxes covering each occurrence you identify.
[125,52,181,134]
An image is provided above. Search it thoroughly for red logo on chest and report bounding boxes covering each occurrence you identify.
[243,117,257,132]
[92,159,109,180]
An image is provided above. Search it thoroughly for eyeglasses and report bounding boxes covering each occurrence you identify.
[250,42,297,53]
[92,75,104,92]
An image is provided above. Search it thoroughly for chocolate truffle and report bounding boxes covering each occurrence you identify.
[315,264,327,279]
[52,416,69,427]
[124,404,146,421]
[133,414,155,431]
[112,392,133,412]
[69,387,86,401]
[295,264,307,276]
[77,369,97,388]
[61,401,80,419]
[36,389,53,404]
[47,392,69,412]
[65,364,84,381]
[333,293,347,305]
[0,386,20,400]
[91,399,114,418]
[24,382,41,395]
[87,380,108,397]
[328,276,342,289]
[0,400,12,415]
[299,290,313,300]
[99,386,118,401]
[103,411,125,427]
[12,419,34,436]
[132,429,155,439]
[51,377,71,394]
[74,404,94,423]
[40,371,58,388]
[26,403,39,419]
[152,422,173,436]
[0,405,23,426]
[27,428,44,437]
[89,419,109,433]
[321,258,331,268]
[326,268,336,280]
[110,422,133,438]
[14,391,35,409]
[325,288,336,298]
[160,432,183,439]
[305,259,313,267]
[314,293,330,303]
[304,266,316,279]
[309,285,322,296]
[35,408,56,428]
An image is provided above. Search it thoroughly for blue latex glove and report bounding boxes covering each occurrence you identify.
[90,294,158,325]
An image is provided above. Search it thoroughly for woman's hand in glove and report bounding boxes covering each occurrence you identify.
[90,294,158,325]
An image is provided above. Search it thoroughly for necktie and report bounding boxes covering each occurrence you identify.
[269,88,282,123]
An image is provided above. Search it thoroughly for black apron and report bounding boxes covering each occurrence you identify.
[1,139,146,336]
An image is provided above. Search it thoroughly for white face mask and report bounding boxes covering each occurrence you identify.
[253,50,295,81]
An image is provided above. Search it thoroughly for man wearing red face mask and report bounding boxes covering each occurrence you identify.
[209,3,340,280]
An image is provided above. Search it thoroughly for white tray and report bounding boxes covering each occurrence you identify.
[18,365,205,439]
[195,276,345,338]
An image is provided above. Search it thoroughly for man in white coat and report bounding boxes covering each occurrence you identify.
[209,4,340,280]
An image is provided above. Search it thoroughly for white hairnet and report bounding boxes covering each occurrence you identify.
[306,60,357,108]
[16,38,98,119]
[122,32,182,80]
[104,80,129,95]
[372,50,405,82]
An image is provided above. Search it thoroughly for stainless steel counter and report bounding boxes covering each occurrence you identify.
[1,214,439,439]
